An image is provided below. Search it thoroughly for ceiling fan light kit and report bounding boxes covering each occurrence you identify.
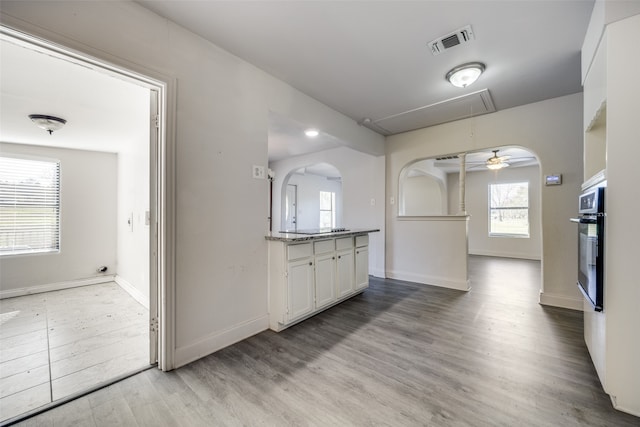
[28,114,67,135]
[486,149,509,170]
[446,62,485,88]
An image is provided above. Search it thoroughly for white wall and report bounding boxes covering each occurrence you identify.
[270,146,385,278]
[0,1,384,368]
[386,93,584,310]
[115,88,150,307]
[603,13,640,416]
[0,142,117,295]
[286,172,342,230]
[401,175,445,216]
[447,165,541,260]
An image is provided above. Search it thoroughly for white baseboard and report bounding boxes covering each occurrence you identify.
[115,275,149,310]
[539,291,583,311]
[174,315,269,369]
[470,250,541,261]
[0,275,115,299]
[370,268,385,278]
[386,270,471,291]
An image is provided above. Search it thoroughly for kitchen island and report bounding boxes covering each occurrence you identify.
[265,228,379,331]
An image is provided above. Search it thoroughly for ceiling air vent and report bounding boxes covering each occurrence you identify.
[435,155,459,161]
[428,25,475,56]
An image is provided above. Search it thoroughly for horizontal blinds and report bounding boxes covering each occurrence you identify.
[0,156,60,255]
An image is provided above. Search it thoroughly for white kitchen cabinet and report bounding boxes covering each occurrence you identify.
[267,232,374,331]
[314,251,337,309]
[355,234,370,290]
[286,255,315,323]
[336,248,355,298]
[355,247,369,290]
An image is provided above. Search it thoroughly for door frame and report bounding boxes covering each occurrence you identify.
[0,24,176,370]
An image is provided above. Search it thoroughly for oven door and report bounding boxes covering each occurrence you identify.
[572,216,603,311]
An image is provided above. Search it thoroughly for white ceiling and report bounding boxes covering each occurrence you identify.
[0,37,149,154]
[1,1,594,166]
[138,0,594,137]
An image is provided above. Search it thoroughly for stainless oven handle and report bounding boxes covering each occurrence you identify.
[570,217,597,224]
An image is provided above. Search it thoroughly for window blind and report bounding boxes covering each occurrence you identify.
[0,156,60,256]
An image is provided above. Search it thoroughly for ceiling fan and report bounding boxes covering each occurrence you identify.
[431,147,537,172]
[485,149,510,170]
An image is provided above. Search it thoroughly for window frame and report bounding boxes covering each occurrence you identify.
[0,154,61,257]
[488,181,530,238]
[319,190,336,229]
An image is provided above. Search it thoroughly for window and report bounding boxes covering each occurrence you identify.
[0,156,60,256]
[489,182,529,237]
[319,191,335,229]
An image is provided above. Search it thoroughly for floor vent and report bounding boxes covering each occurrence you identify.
[428,25,475,56]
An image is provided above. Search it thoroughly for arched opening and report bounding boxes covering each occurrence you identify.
[279,162,343,232]
[395,145,542,292]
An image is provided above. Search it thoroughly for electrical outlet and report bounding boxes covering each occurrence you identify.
[370,198,376,206]
[252,165,265,179]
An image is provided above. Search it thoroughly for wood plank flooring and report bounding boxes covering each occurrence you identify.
[8,256,640,426]
[0,282,149,422]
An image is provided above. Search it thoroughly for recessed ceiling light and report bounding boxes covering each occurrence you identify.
[305,128,319,137]
[446,62,485,88]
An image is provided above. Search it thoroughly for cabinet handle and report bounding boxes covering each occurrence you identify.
[338,255,341,259]
[356,251,359,254]
[309,262,313,266]
[332,256,335,260]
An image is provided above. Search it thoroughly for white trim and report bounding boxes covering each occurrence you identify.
[539,291,583,311]
[386,270,471,291]
[397,215,469,221]
[470,250,541,261]
[174,316,269,369]
[370,268,386,278]
[115,275,149,310]
[0,275,115,299]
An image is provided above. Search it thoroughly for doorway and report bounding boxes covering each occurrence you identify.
[0,26,168,422]
[285,184,297,231]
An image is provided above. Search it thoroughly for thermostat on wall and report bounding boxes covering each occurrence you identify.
[545,174,562,186]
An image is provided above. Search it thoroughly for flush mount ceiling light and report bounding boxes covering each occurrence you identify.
[486,149,510,170]
[304,128,319,137]
[28,114,67,135]
[446,62,485,88]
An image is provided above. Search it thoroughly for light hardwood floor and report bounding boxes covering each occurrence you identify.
[0,282,149,422]
[8,256,640,426]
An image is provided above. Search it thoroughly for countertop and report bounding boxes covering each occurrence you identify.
[265,228,380,242]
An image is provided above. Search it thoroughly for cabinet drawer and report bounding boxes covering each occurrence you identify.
[287,243,313,261]
[355,234,369,247]
[314,239,334,254]
[336,237,354,250]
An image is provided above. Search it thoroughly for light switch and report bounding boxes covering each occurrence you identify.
[127,212,134,232]
[390,196,395,205]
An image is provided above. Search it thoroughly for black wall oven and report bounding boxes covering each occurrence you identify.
[571,186,605,311]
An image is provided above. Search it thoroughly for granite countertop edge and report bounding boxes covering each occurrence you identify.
[265,228,380,242]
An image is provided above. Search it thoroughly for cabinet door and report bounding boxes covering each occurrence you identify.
[355,247,369,290]
[336,249,355,298]
[287,258,314,322]
[315,253,336,309]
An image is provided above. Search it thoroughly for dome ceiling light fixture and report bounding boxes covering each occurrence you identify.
[28,114,67,135]
[446,62,485,88]
[486,149,510,170]
[304,128,319,137]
